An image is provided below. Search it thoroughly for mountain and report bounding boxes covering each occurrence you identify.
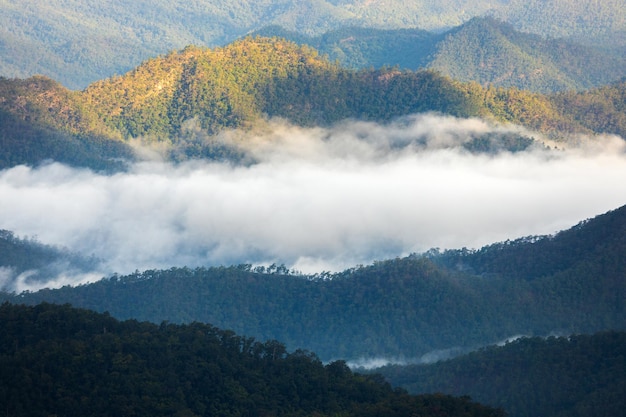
[80,37,481,143]
[426,18,625,93]
[253,18,626,93]
[3,204,625,362]
[0,76,134,171]
[376,331,626,417]
[1,37,625,171]
[1,0,624,89]
[0,302,505,417]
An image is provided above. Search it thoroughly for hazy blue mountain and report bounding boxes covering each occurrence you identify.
[253,18,626,93]
[1,0,624,88]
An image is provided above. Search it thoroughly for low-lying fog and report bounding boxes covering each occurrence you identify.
[2,114,626,292]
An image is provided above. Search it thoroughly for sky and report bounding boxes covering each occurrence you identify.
[2,113,626,291]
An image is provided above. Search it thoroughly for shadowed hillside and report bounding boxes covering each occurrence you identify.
[377,332,626,417]
[0,302,505,417]
[3,205,625,362]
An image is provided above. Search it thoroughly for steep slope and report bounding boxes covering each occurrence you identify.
[378,332,626,417]
[4,204,626,361]
[0,302,505,417]
[429,204,626,282]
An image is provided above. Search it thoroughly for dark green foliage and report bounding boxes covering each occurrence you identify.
[429,205,626,281]
[461,132,538,154]
[378,332,626,417]
[5,204,626,362]
[0,302,505,417]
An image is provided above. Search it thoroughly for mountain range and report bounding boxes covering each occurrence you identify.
[3,202,625,363]
[1,1,624,89]
[2,4,626,416]
[253,17,626,93]
[2,36,626,171]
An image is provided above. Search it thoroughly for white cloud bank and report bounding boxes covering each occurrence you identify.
[2,114,626,291]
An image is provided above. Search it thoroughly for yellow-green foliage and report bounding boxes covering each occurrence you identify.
[1,37,624,169]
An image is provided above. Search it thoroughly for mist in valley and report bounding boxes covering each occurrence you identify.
[2,113,626,292]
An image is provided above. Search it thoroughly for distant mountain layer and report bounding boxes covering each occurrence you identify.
[0,302,505,417]
[3,204,625,361]
[0,229,102,292]
[378,331,626,417]
[1,0,624,88]
[1,37,625,170]
[254,18,626,93]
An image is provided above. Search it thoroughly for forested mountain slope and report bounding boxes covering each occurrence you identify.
[378,332,626,417]
[0,76,133,170]
[254,18,626,93]
[1,37,625,171]
[80,37,481,141]
[426,18,625,93]
[552,79,626,139]
[0,302,505,417]
[3,205,625,362]
[1,0,624,89]
[428,204,626,281]
[51,35,626,143]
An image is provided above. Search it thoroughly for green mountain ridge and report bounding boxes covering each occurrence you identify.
[2,36,625,171]
[3,204,625,362]
[0,76,134,171]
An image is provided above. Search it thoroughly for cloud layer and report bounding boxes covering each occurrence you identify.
[2,114,626,291]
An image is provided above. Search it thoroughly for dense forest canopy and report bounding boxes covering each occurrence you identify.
[377,331,626,417]
[0,302,506,417]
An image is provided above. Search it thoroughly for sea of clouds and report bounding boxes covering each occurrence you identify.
[2,114,626,292]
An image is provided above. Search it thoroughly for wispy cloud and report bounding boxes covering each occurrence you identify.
[1,114,626,290]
